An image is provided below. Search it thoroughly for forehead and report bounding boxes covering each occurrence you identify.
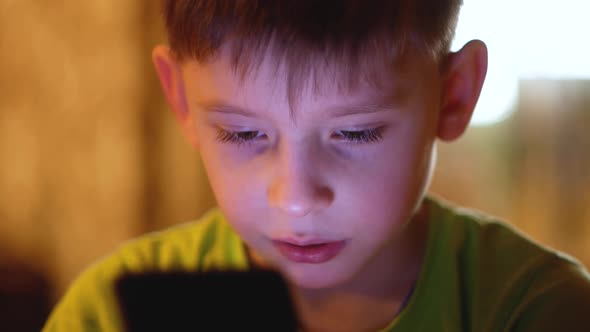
[180,48,438,118]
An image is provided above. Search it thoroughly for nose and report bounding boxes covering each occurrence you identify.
[267,145,333,217]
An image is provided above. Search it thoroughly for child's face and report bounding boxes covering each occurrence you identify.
[175,51,442,289]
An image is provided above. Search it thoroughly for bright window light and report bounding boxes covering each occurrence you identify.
[452,0,590,126]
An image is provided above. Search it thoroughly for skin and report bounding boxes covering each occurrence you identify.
[153,40,487,331]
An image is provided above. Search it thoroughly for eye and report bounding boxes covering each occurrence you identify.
[215,128,267,145]
[333,127,385,144]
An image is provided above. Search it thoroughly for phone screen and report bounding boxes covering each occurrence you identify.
[115,269,300,331]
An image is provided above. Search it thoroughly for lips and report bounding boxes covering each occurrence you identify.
[272,239,346,264]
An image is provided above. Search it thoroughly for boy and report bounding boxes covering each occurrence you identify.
[44,1,590,331]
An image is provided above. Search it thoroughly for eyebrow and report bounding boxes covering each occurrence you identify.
[326,101,399,117]
[197,95,402,118]
[199,102,260,117]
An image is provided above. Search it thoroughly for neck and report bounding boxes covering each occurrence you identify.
[291,202,430,332]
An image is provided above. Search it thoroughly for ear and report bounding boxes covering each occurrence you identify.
[152,45,199,148]
[437,40,488,141]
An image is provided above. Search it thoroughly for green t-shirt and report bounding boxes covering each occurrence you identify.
[43,197,590,331]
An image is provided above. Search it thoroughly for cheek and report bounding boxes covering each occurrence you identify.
[346,138,433,229]
[200,147,249,208]
[199,146,269,233]
[208,167,263,215]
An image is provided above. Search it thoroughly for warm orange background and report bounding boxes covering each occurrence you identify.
[1,2,589,330]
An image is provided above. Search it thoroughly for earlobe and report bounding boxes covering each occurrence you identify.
[152,45,199,148]
[437,40,488,141]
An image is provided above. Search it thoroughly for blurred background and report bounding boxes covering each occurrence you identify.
[0,0,588,331]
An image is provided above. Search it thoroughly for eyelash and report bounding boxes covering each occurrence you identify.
[216,129,266,146]
[333,127,385,144]
[215,127,385,146]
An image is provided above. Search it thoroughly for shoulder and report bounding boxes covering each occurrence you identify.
[430,196,581,275]
[112,208,247,272]
[428,197,590,331]
[43,208,247,331]
[507,260,590,331]
[508,250,590,331]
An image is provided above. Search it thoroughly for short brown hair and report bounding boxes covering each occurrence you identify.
[161,0,462,104]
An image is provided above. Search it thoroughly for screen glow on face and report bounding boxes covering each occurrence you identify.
[179,49,440,290]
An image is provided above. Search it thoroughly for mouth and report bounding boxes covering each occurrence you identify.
[271,239,347,264]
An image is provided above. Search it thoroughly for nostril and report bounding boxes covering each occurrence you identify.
[317,186,334,205]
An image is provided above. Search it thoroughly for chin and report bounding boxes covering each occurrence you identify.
[282,263,354,290]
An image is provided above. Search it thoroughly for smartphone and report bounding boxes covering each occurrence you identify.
[115,269,300,331]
